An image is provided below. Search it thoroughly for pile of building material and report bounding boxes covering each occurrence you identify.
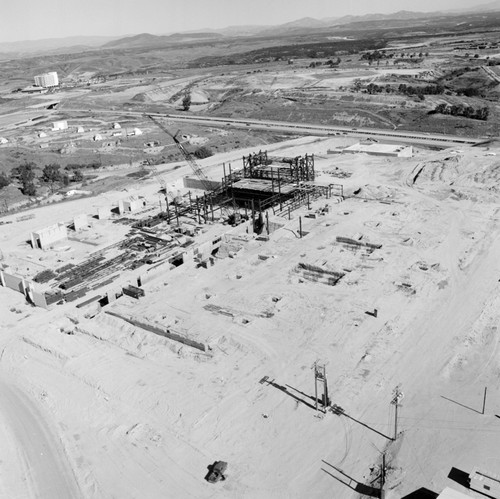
[294,262,345,286]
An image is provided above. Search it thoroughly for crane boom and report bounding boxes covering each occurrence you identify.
[147,115,213,192]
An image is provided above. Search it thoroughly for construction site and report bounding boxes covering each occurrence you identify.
[3,16,500,494]
[2,123,500,498]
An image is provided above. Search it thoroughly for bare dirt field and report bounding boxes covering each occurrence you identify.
[1,134,500,498]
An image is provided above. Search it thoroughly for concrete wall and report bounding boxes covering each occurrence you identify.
[0,271,49,308]
[31,223,67,249]
[2,272,25,293]
[106,311,207,352]
[183,176,221,191]
[73,214,88,231]
[123,198,144,212]
[97,207,110,220]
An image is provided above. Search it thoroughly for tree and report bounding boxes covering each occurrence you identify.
[18,162,37,196]
[42,163,62,193]
[73,169,84,182]
[0,172,10,189]
[182,93,191,111]
[193,146,213,159]
[42,163,61,183]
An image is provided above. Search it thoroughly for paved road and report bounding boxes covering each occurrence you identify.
[148,112,485,147]
[0,378,81,499]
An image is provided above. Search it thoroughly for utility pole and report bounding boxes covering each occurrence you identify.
[380,452,386,499]
[313,362,329,414]
[391,385,403,441]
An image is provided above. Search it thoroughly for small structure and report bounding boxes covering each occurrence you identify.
[133,127,143,136]
[470,468,500,497]
[0,137,8,144]
[342,142,413,157]
[73,214,89,231]
[30,223,68,249]
[52,120,68,131]
[113,123,121,129]
[21,86,47,94]
[112,131,122,137]
[77,126,84,133]
[93,134,103,141]
[38,132,47,138]
[119,196,146,214]
[97,207,111,220]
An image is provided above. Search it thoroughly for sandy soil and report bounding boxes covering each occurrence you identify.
[1,136,500,498]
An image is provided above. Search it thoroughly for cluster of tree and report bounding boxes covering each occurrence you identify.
[364,82,444,96]
[188,39,386,68]
[193,146,213,159]
[309,58,341,68]
[361,50,429,62]
[8,162,87,196]
[14,162,37,196]
[432,103,489,121]
[455,87,485,97]
[65,161,101,170]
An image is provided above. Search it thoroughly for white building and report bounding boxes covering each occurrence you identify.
[343,142,413,158]
[34,71,59,88]
[52,120,68,131]
[0,137,8,144]
[118,196,146,214]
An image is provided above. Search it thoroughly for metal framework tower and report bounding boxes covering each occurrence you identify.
[313,362,329,413]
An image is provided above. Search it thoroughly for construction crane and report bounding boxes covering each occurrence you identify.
[147,115,213,192]
[144,161,167,192]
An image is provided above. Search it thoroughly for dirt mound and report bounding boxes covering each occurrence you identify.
[131,93,149,103]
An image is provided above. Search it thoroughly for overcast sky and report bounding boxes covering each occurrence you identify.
[0,0,491,43]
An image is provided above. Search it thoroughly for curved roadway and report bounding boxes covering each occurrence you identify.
[0,378,81,499]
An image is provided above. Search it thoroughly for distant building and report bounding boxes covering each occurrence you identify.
[342,142,413,158]
[52,120,68,131]
[34,71,59,88]
[113,123,121,129]
[0,137,8,144]
[77,126,84,133]
[21,86,47,94]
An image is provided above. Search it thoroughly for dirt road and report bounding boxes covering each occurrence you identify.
[0,377,81,499]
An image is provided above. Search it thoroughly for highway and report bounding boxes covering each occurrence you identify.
[45,106,490,147]
[145,112,487,147]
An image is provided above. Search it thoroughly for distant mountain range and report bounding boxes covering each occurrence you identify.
[3,2,500,55]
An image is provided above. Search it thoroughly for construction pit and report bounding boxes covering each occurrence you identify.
[1,134,500,498]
